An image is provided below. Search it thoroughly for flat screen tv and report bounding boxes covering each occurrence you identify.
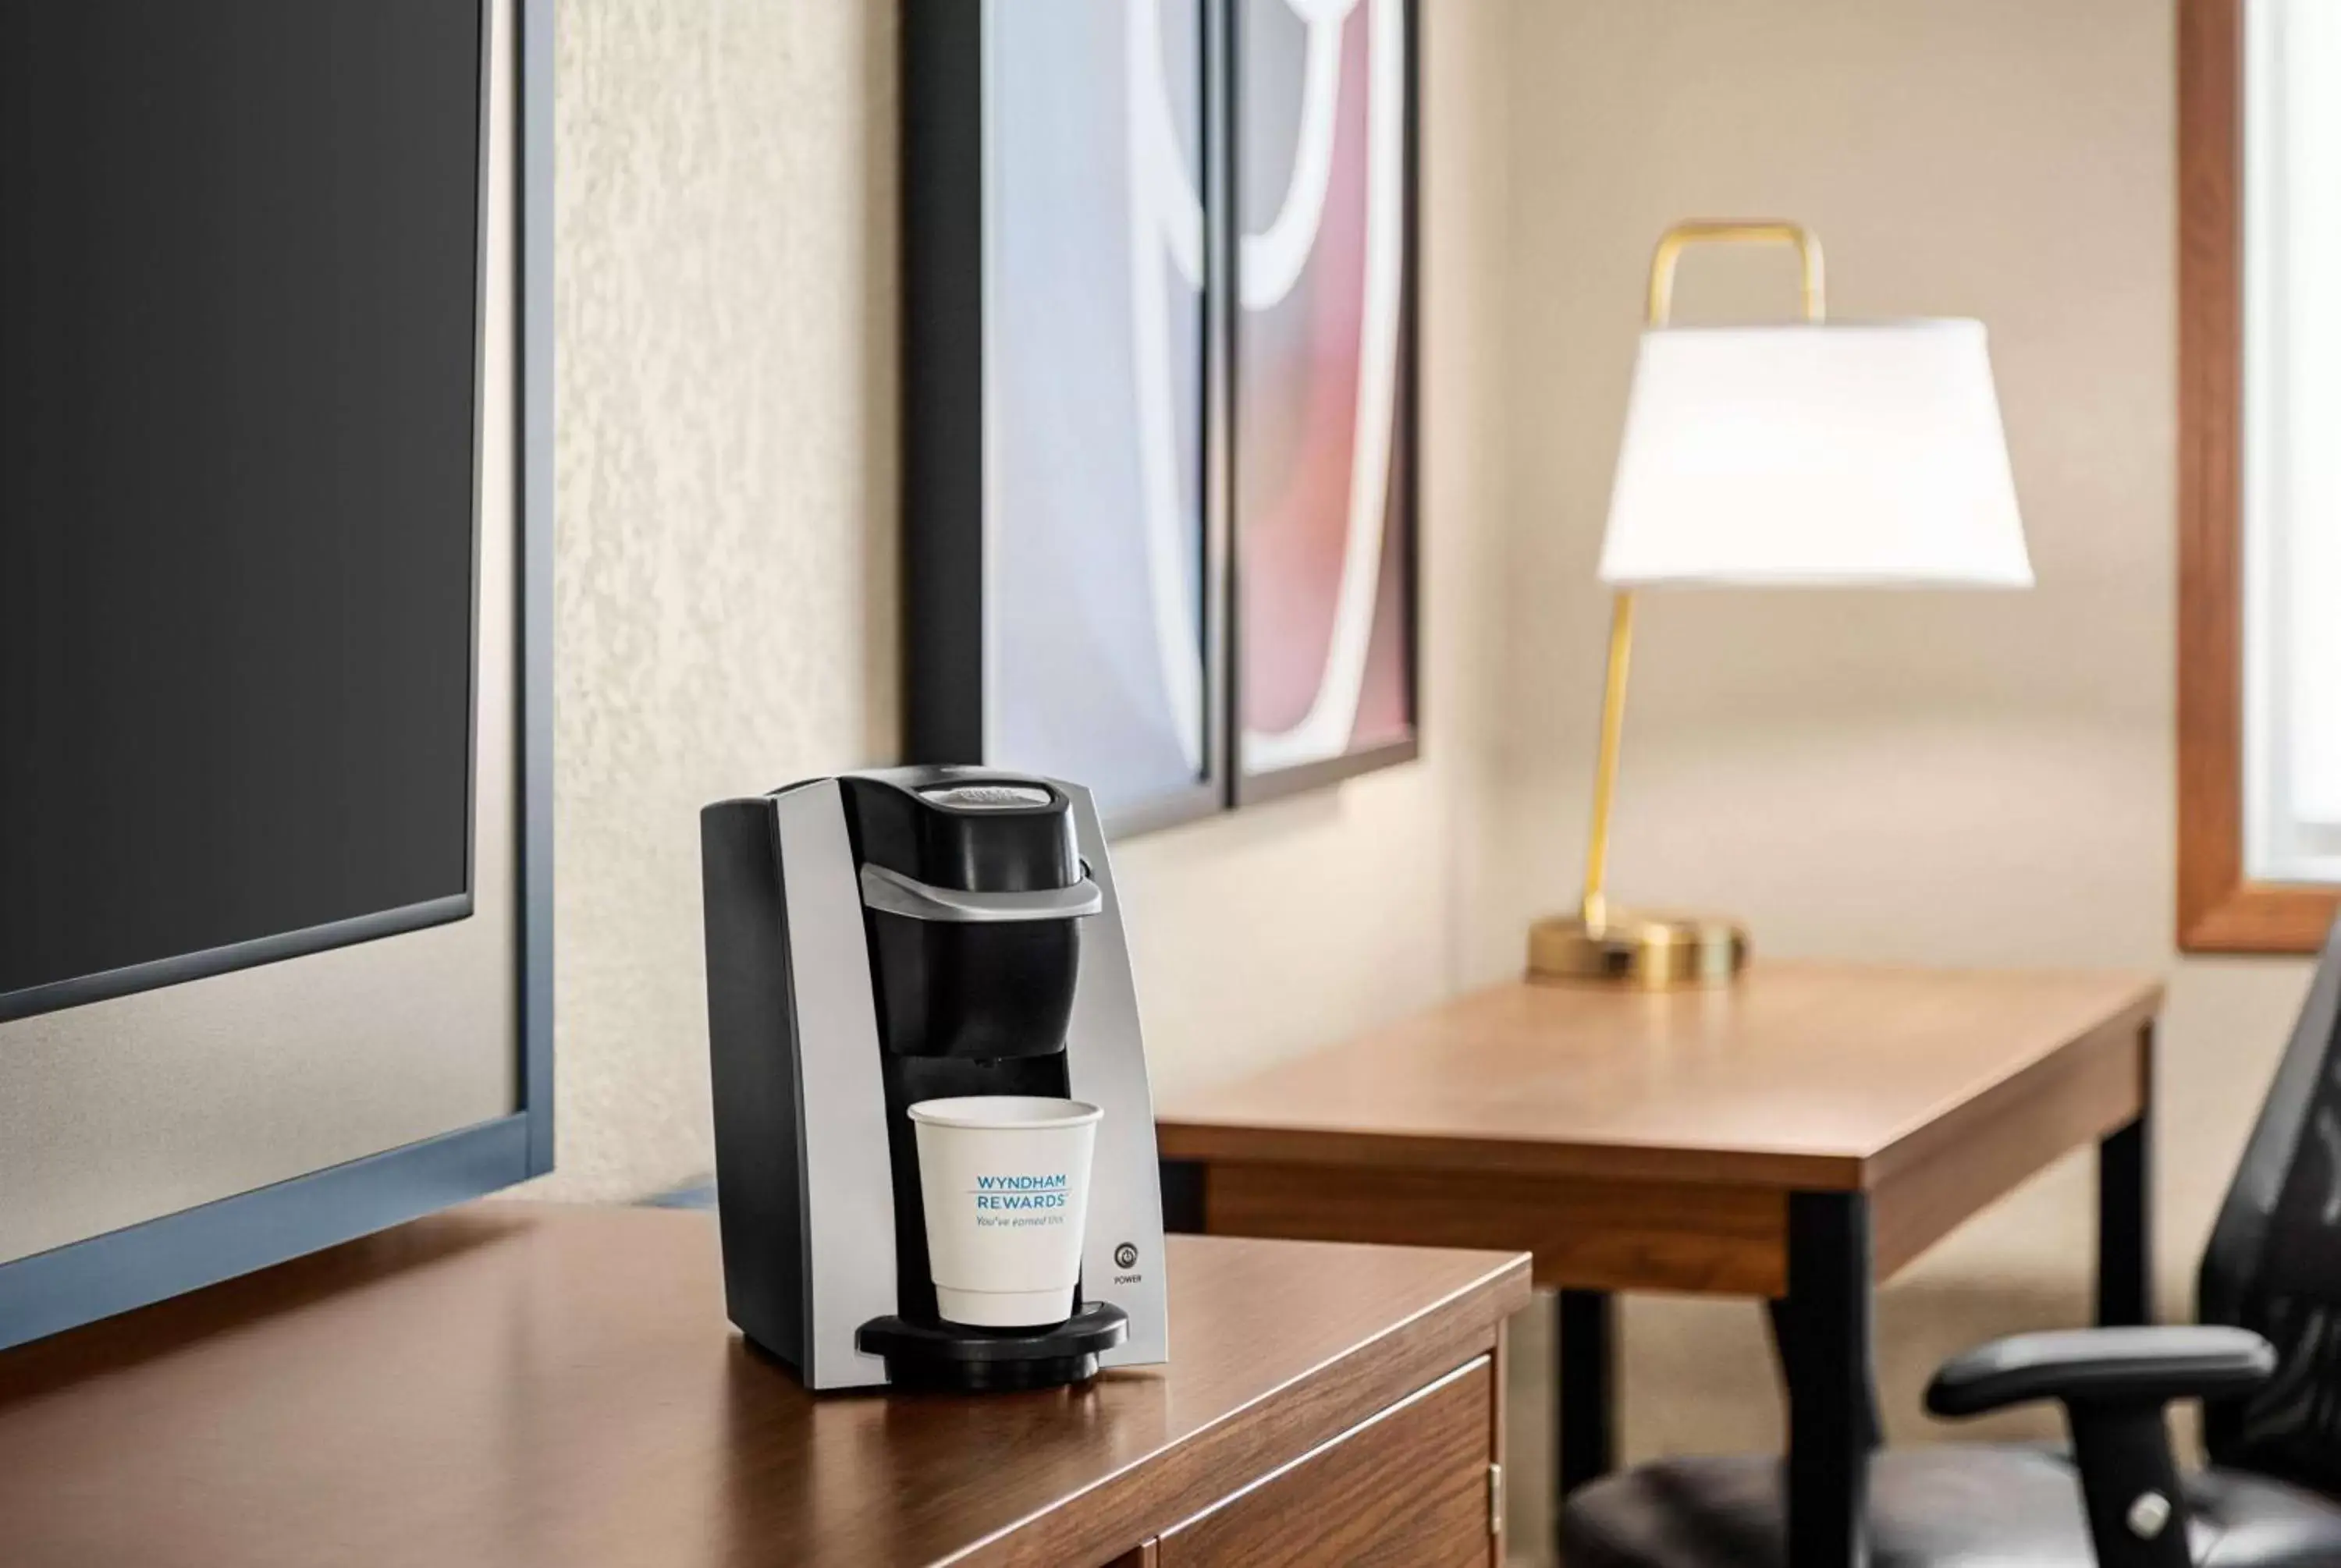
[1,0,486,1022]
[0,0,551,1350]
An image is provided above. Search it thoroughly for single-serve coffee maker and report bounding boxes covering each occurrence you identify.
[699,766,1169,1391]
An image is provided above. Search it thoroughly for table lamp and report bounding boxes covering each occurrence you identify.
[1526,220,2033,988]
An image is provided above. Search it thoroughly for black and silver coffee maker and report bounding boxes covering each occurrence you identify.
[698,767,1169,1391]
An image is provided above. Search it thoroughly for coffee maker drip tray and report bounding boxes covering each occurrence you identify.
[856,1302,1129,1392]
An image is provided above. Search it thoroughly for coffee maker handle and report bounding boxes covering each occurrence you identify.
[858,864,1104,924]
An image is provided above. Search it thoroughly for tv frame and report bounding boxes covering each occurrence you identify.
[0,0,554,1353]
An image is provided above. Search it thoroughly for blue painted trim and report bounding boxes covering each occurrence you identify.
[517,0,556,1176]
[640,1181,717,1211]
[0,1116,531,1351]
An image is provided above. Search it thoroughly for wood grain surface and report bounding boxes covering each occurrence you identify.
[1157,1357,1494,1566]
[1205,1162,1790,1296]
[2175,0,2339,953]
[1158,964,2160,1191]
[0,1204,1529,1568]
[1868,1006,2145,1277]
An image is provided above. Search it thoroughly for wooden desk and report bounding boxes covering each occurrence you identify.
[0,1203,1529,1567]
[1156,962,2165,1567]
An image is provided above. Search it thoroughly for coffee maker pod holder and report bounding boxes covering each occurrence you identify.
[856,1302,1129,1392]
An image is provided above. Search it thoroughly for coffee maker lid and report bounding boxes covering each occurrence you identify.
[917,782,1053,811]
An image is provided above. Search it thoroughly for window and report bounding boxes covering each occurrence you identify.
[2179,0,2341,950]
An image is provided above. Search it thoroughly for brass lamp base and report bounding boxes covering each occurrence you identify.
[1526,909,1749,989]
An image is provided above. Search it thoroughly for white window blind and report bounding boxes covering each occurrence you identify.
[2245,0,2341,881]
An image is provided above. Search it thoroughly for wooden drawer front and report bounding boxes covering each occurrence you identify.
[1157,1357,1494,1568]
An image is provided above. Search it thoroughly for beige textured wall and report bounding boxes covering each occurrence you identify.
[549,3,898,1197]
[1492,0,2313,1545]
[543,1,1510,1199]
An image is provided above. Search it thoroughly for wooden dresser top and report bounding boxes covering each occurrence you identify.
[0,1201,1527,1568]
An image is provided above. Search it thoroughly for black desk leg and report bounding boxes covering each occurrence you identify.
[1765,1297,1881,1454]
[1557,1287,1616,1505]
[1784,1191,1874,1568]
[1158,1158,1207,1236]
[2098,1105,2153,1327]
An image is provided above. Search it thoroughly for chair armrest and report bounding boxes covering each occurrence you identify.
[1926,1325,2274,1417]
[1930,1327,2274,1567]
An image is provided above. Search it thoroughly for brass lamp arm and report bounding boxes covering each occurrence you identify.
[1646,219,1826,329]
[1579,221,1827,931]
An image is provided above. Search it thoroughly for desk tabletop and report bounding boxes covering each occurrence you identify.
[1158,962,2162,1191]
[0,1202,1527,1568]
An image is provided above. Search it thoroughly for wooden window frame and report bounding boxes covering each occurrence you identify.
[2178,0,2340,952]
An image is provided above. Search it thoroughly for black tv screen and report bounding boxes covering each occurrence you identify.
[0,0,488,1022]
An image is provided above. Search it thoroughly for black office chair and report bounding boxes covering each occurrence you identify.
[1564,920,2341,1567]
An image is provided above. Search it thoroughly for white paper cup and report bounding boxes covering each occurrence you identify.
[908,1095,1103,1329]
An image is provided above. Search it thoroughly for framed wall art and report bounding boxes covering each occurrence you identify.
[903,0,1417,832]
[1231,0,1419,801]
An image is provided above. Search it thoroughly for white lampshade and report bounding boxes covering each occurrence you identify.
[1597,320,2033,587]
